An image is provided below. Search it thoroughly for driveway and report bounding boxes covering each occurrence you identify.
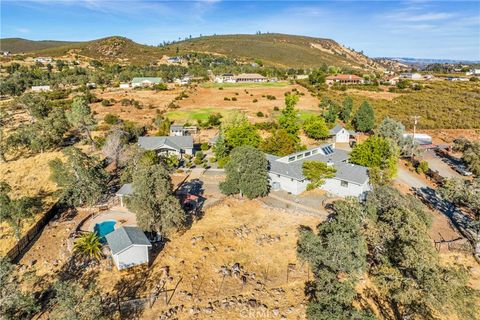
[421,150,462,179]
[395,165,428,189]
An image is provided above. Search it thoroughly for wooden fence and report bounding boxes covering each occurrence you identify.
[5,202,63,263]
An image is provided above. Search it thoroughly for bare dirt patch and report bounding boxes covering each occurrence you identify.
[176,83,319,123]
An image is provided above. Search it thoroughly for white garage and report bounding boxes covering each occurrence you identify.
[329,124,354,143]
[105,226,152,270]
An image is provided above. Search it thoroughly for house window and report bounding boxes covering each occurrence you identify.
[305,151,311,157]
[288,156,295,162]
[341,180,348,187]
[311,149,318,154]
[297,154,304,160]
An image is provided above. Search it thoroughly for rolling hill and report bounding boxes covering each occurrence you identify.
[165,33,383,69]
[0,38,82,53]
[1,34,390,69]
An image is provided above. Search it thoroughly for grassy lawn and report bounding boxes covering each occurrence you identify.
[201,81,290,89]
[166,107,236,122]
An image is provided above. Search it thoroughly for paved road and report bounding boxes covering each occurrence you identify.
[422,150,462,179]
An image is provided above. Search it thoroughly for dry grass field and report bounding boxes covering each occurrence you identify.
[0,151,63,256]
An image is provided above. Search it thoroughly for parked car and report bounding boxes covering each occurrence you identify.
[455,165,473,176]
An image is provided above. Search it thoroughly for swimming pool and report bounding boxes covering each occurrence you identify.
[94,220,117,240]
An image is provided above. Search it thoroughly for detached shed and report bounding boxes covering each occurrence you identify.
[105,226,152,270]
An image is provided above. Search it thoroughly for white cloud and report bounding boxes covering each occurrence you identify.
[16,27,30,33]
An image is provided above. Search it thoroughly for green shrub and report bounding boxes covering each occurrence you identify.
[256,111,264,117]
[416,160,429,174]
[224,97,230,101]
[253,99,258,103]
[231,97,237,101]
[201,143,209,151]
[104,113,120,125]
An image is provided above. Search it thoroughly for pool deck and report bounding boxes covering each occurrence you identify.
[80,206,137,232]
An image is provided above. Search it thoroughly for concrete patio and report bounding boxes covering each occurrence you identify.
[80,206,137,232]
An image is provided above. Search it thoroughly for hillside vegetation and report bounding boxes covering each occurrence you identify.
[318,81,480,129]
[165,33,382,69]
[0,38,81,53]
[1,34,388,68]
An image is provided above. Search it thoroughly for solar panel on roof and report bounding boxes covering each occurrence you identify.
[322,146,334,155]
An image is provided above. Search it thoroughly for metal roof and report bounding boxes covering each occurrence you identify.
[105,226,151,255]
[116,183,133,196]
[329,124,344,135]
[132,77,162,84]
[138,136,193,151]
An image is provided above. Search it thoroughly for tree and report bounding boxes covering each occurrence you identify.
[376,117,405,144]
[353,101,375,132]
[323,104,338,123]
[0,182,41,240]
[297,200,371,320]
[438,177,479,219]
[302,161,337,190]
[128,163,184,235]
[260,129,300,156]
[154,115,171,136]
[350,136,398,184]
[339,96,353,122]
[224,118,261,149]
[0,259,39,319]
[66,96,96,146]
[453,137,480,175]
[365,187,477,320]
[279,93,300,138]
[220,146,269,199]
[102,129,128,170]
[303,116,329,140]
[50,281,105,320]
[17,93,52,121]
[74,232,102,261]
[49,147,108,207]
[308,69,326,86]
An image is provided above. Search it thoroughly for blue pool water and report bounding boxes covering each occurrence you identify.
[94,220,116,240]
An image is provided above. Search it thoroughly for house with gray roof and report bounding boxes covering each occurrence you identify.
[329,124,356,143]
[105,226,152,270]
[267,143,370,198]
[169,124,197,136]
[131,77,162,88]
[138,136,193,157]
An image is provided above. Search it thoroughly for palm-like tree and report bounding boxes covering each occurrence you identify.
[74,232,102,260]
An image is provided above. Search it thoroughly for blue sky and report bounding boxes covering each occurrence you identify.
[1,0,479,60]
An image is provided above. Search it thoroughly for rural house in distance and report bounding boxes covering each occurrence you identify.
[131,77,162,88]
[267,144,370,198]
[138,136,193,157]
[325,74,364,85]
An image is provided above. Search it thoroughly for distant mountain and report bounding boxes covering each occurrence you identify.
[383,57,480,66]
[0,38,82,53]
[1,34,393,69]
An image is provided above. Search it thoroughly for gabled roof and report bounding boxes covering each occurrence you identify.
[267,145,369,185]
[116,183,133,196]
[170,124,185,130]
[138,136,193,151]
[329,124,344,135]
[106,226,151,255]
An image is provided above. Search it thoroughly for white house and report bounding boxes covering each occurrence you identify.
[267,144,370,198]
[119,83,130,89]
[174,76,190,85]
[33,57,52,64]
[138,136,193,157]
[105,227,152,270]
[31,85,52,92]
[167,57,182,63]
[466,69,480,76]
[215,73,236,83]
[131,77,162,88]
[329,124,355,143]
[399,73,422,80]
[169,124,197,136]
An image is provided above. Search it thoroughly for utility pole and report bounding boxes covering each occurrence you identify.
[411,115,421,158]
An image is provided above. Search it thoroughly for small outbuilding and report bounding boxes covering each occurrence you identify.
[105,226,152,270]
[329,124,355,143]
